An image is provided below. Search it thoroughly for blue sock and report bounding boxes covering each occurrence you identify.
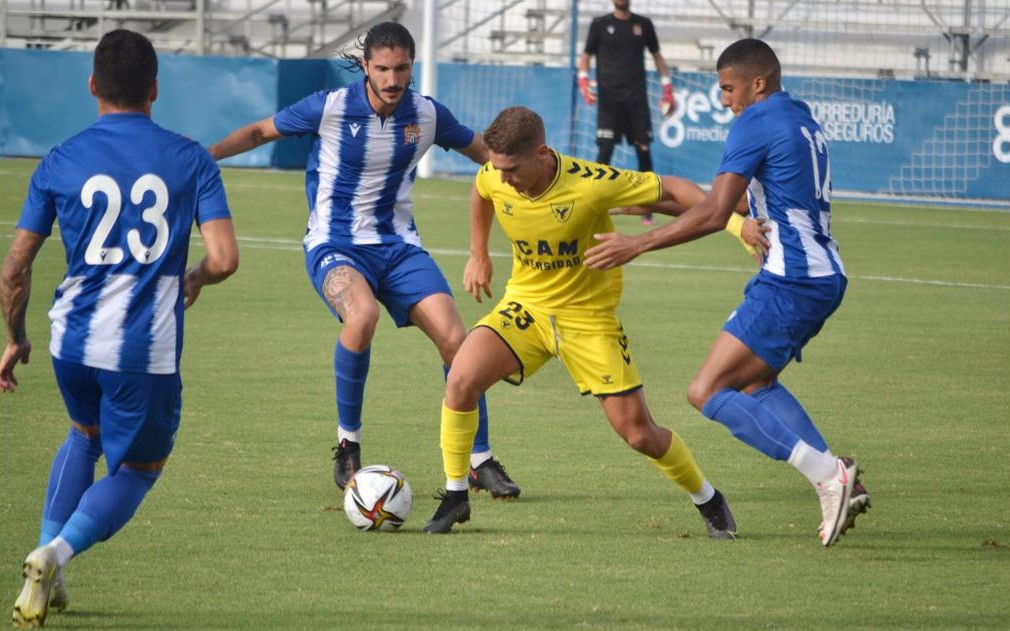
[751,382,830,452]
[443,365,491,454]
[702,388,801,461]
[473,395,491,454]
[335,341,370,433]
[59,468,159,556]
[39,429,102,546]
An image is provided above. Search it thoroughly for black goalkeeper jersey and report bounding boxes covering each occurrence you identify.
[583,12,660,99]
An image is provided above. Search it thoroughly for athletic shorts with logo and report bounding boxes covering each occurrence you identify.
[475,294,642,396]
[306,242,453,327]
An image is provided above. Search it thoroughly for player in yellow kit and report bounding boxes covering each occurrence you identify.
[423,106,759,537]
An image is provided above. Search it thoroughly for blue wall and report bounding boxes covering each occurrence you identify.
[0,48,281,164]
[1,48,1007,203]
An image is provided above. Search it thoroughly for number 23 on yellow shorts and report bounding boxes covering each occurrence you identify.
[474,296,642,396]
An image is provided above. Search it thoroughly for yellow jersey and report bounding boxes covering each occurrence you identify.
[475,149,662,313]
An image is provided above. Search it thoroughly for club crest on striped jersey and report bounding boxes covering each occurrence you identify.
[551,202,574,223]
[403,123,421,144]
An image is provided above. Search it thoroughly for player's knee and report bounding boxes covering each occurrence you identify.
[444,368,482,410]
[686,378,714,412]
[439,329,467,363]
[620,426,654,454]
[341,304,381,339]
[444,367,471,396]
[354,300,382,325]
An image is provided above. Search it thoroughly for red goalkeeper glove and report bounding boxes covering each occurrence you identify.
[578,72,597,106]
[660,78,675,118]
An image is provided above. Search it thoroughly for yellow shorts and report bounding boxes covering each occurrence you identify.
[474,295,642,396]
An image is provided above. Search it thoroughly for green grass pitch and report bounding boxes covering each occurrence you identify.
[1,158,1008,629]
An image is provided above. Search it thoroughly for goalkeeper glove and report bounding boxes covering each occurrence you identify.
[660,76,675,118]
[578,72,597,106]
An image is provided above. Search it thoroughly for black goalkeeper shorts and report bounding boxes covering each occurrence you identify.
[596,94,652,146]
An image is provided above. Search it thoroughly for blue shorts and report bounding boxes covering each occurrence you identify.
[305,242,452,327]
[723,271,847,371]
[52,358,182,474]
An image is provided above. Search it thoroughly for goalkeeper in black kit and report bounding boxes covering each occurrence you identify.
[578,0,675,226]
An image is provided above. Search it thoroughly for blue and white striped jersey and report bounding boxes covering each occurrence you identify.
[273,79,475,251]
[17,113,231,375]
[718,91,845,280]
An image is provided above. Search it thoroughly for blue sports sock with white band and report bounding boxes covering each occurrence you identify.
[39,429,102,546]
[59,467,159,557]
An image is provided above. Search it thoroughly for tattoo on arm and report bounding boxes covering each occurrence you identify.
[1,232,45,342]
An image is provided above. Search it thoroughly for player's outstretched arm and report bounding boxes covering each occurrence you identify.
[463,185,495,304]
[456,132,489,166]
[0,229,46,392]
[658,175,709,213]
[208,116,282,161]
[612,186,768,263]
[585,172,751,270]
[609,175,708,218]
[184,218,239,309]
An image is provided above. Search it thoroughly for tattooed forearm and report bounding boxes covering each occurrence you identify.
[1,230,46,342]
[323,266,355,319]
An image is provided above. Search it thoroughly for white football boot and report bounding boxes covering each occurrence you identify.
[12,545,59,628]
[816,457,858,547]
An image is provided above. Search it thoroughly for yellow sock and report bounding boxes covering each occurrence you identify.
[647,431,704,494]
[440,401,478,482]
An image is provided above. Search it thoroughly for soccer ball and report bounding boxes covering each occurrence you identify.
[343,465,413,531]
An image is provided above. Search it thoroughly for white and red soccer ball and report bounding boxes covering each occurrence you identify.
[343,465,413,531]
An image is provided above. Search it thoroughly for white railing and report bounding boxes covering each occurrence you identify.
[1,0,406,57]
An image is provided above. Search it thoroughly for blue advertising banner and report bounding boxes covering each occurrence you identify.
[433,65,1008,204]
[649,73,1010,203]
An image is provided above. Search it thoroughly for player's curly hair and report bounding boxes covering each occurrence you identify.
[483,106,546,156]
[93,29,157,108]
[340,21,415,71]
[717,38,781,83]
